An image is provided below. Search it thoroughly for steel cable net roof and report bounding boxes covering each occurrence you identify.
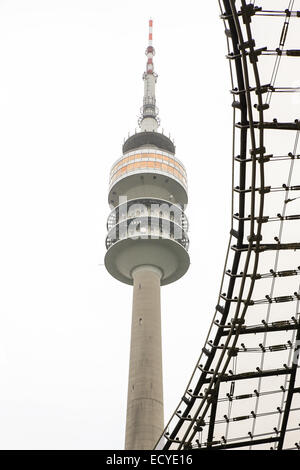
[156,0,300,451]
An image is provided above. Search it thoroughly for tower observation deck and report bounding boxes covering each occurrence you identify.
[104,20,190,449]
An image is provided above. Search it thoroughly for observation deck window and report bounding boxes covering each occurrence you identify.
[109,150,187,189]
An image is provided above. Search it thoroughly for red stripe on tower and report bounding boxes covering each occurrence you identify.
[149,18,153,45]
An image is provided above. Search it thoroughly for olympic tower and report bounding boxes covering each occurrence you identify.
[105,20,190,450]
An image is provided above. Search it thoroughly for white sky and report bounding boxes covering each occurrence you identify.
[0,0,232,449]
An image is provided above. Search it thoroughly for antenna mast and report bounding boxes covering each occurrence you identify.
[139,19,160,131]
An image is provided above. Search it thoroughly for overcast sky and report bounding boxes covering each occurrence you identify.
[0,0,233,449]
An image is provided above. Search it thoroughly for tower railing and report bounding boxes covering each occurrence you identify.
[106,197,189,232]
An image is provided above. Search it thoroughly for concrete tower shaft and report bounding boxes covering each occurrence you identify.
[104,19,190,450]
[125,265,164,450]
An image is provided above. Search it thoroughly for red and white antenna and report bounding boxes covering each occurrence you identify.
[146,18,155,75]
[139,19,160,131]
[149,18,153,46]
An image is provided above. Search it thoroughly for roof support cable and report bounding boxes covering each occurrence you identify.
[217,387,285,403]
[224,356,237,441]
[266,1,294,105]
[257,10,300,18]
